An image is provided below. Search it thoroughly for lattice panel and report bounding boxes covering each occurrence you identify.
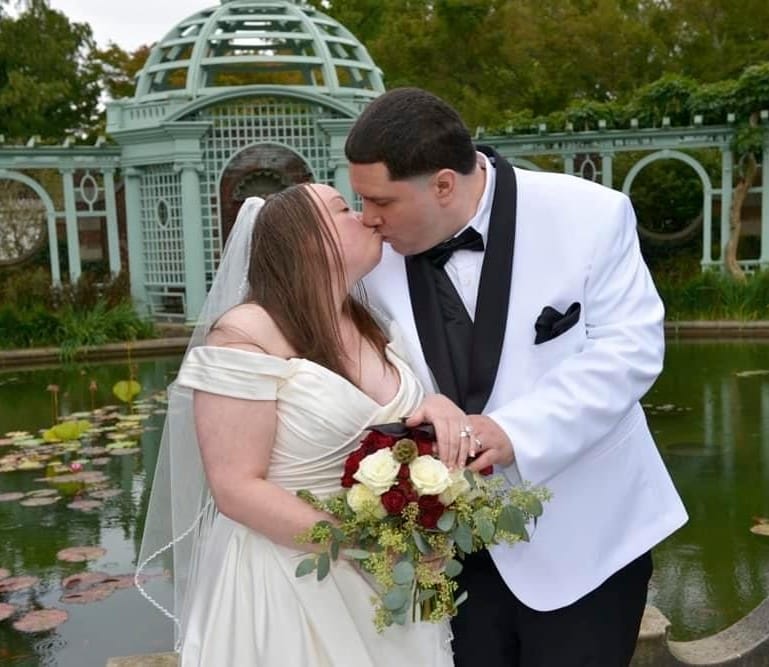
[139,165,185,317]
[187,96,345,284]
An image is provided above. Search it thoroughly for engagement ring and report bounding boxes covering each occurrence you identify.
[459,426,473,438]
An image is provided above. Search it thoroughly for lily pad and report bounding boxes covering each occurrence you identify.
[0,493,24,502]
[42,421,91,444]
[12,608,68,632]
[0,576,40,593]
[56,546,106,563]
[20,496,60,507]
[0,438,15,447]
[46,471,108,485]
[16,460,45,471]
[113,380,141,403]
[25,489,59,498]
[108,448,141,457]
[0,602,16,621]
[106,440,138,449]
[735,369,769,378]
[67,500,102,511]
[90,457,111,467]
[750,524,769,537]
[61,571,111,590]
[89,489,122,500]
[80,447,107,457]
[0,568,10,580]
[60,583,116,604]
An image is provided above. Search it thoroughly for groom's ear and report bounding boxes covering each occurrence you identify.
[432,169,457,206]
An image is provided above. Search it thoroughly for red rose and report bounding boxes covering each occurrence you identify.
[479,465,493,476]
[397,464,410,481]
[341,447,369,487]
[414,435,434,457]
[396,480,418,503]
[381,488,408,515]
[417,495,445,529]
[361,431,397,452]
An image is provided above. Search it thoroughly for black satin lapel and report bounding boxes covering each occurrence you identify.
[466,146,517,414]
[405,255,461,404]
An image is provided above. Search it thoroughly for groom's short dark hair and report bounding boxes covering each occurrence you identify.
[345,87,477,180]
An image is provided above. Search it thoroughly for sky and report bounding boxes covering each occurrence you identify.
[48,1,204,51]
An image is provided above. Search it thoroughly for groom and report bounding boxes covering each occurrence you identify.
[346,87,688,666]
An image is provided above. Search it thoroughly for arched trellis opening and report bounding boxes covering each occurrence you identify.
[622,150,713,258]
[0,170,60,284]
[218,141,315,245]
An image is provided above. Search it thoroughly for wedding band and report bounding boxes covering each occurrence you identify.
[474,437,483,451]
[459,426,473,438]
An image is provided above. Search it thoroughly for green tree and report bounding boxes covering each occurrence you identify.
[94,43,151,102]
[0,0,101,141]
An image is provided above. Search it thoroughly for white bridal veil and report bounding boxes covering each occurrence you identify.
[135,197,265,649]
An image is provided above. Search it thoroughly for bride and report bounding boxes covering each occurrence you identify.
[138,184,468,666]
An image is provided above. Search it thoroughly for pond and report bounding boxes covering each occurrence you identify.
[0,341,768,664]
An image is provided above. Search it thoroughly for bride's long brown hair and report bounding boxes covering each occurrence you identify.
[245,184,390,384]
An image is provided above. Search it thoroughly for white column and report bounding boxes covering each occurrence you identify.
[61,169,81,282]
[563,154,575,176]
[124,167,148,310]
[718,147,733,268]
[601,152,613,189]
[103,169,121,276]
[176,161,207,324]
[761,134,769,268]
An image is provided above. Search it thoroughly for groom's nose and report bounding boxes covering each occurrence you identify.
[360,204,383,228]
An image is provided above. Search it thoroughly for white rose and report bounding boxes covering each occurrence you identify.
[439,469,472,505]
[409,455,452,496]
[353,449,399,495]
[346,483,387,519]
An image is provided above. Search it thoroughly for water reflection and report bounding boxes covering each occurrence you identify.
[0,357,179,666]
[647,340,769,640]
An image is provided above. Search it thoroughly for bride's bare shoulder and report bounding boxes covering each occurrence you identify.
[206,303,293,357]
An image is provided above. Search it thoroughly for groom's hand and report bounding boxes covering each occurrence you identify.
[404,394,470,470]
[466,415,515,471]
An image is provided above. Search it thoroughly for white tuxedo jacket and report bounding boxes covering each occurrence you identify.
[363,161,688,611]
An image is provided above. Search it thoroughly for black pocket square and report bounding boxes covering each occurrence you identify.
[534,302,581,344]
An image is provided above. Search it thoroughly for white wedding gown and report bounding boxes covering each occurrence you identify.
[175,337,454,667]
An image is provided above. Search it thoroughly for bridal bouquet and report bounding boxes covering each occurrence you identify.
[295,423,550,631]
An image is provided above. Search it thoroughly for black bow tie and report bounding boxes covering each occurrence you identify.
[421,227,484,269]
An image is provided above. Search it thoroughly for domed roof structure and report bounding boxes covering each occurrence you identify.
[133,0,384,104]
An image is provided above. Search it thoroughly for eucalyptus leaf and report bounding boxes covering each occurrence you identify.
[295,558,316,578]
[437,510,456,532]
[453,522,473,554]
[383,586,409,612]
[463,468,477,490]
[417,589,437,603]
[476,515,496,543]
[330,540,340,561]
[525,497,544,518]
[497,505,526,536]
[391,610,408,626]
[443,559,463,578]
[412,529,432,555]
[393,560,415,585]
[330,526,346,543]
[342,549,371,560]
[316,553,330,581]
[455,590,469,607]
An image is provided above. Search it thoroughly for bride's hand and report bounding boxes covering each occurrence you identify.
[404,394,471,470]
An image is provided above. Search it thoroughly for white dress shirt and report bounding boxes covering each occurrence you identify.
[443,152,496,320]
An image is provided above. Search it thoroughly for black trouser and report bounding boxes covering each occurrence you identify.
[451,549,652,667]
